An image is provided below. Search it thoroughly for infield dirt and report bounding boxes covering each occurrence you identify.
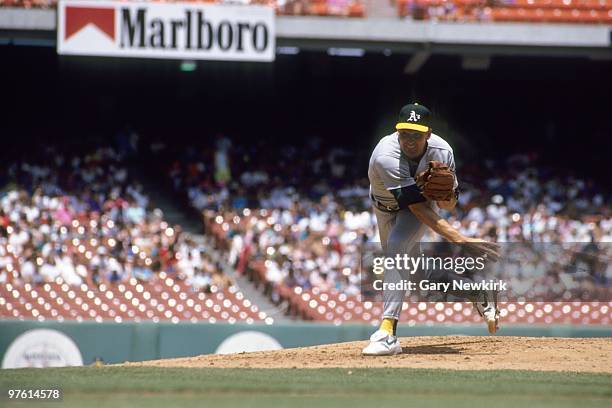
[124,336,612,373]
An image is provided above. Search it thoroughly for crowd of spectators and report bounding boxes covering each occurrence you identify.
[0,0,366,17]
[434,152,609,242]
[1,134,608,311]
[397,0,500,22]
[166,136,610,302]
[397,0,612,24]
[0,143,232,292]
[168,135,371,213]
[3,0,611,24]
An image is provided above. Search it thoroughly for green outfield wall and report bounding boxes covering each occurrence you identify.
[1,320,610,367]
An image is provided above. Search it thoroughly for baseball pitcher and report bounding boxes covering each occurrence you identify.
[363,103,500,356]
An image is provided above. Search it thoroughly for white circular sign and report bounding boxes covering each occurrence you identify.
[215,331,283,355]
[2,329,83,369]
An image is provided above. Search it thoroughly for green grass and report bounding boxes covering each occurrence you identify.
[1,367,611,408]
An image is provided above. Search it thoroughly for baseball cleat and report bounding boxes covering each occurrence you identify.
[362,329,402,356]
[473,290,500,334]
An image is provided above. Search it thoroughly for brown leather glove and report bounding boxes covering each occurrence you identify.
[415,161,455,201]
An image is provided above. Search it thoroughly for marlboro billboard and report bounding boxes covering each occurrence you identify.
[57,0,275,62]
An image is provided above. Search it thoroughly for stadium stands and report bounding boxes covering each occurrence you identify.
[1,138,609,326]
[0,275,270,324]
[165,137,611,326]
[203,209,611,324]
[3,0,612,22]
[396,0,612,23]
[268,283,611,325]
[0,0,367,18]
[0,142,271,324]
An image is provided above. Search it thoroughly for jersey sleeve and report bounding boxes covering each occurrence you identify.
[372,154,416,190]
[372,155,426,207]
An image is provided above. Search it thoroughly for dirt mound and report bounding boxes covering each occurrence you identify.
[125,336,612,373]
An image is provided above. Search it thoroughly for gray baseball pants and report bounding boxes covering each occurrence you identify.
[373,206,481,320]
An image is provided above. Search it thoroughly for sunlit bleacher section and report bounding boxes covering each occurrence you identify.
[179,135,611,327]
[206,212,611,326]
[0,0,366,17]
[396,0,612,23]
[0,275,271,324]
[4,0,611,22]
[0,142,272,324]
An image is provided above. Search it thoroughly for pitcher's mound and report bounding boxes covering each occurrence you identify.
[125,336,612,373]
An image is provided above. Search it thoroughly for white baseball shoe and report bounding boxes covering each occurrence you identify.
[362,330,402,356]
[473,290,500,334]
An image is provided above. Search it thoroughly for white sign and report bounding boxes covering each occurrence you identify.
[57,0,275,62]
[2,329,84,369]
[215,331,283,354]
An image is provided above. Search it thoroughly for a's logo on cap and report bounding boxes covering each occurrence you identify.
[65,6,115,41]
[407,110,420,122]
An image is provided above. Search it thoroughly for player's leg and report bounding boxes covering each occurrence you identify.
[416,246,501,333]
[363,208,425,356]
[364,208,499,355]
[472,290,500,334]
[381,210,427,321]
[412,247,500,334]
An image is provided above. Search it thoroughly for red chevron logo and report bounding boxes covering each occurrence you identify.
[65,6,115,41]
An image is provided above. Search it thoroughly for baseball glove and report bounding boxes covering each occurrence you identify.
[415,161,455,201]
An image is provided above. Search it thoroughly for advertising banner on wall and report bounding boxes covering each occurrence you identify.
[57,0,275,62]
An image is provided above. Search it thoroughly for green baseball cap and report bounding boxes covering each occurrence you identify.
[395,103,432,133]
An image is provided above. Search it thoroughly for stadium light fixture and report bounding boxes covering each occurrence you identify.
[277,46,300,55]
[327,48,365,57]
[180,60,197,72]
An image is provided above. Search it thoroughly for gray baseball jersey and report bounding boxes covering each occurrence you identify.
[368,132,458,211]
